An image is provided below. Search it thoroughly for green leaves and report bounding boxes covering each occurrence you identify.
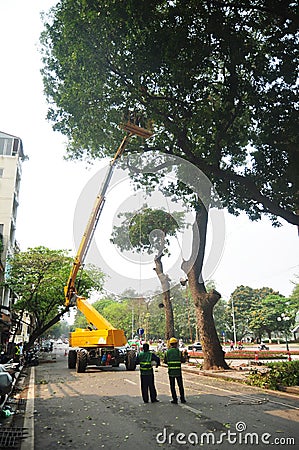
[228,285,298,340]
[111,206,185,255]
[247,361,299,390]
[4,246,105,334]
[40,1,299,226]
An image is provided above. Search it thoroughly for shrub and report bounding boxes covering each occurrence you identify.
[247,361,299,390]
[224,351,287,360]
[190,350,291,359]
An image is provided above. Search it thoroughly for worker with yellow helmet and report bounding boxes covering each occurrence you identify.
[164,337,186,404]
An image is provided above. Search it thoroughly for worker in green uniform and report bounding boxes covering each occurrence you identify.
[164,337,186,404]
[136,343,160,403]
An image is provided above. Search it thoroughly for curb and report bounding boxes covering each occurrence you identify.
[277,385,299,395]
[20,367,35,450]
[162,362,247,383]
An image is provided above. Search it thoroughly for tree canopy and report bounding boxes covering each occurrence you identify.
[111,206,185,255]
[228,284,299,341]
[40,0,299,226]
[3,246,104,345]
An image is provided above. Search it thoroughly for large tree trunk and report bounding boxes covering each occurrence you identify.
[154,254,175,340]
[24,307,69,351]
[182,206,229,370]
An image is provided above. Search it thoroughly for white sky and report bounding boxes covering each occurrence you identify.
[0,0,298,301]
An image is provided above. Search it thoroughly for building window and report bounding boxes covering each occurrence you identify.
[12,139,19,156]
[0,137,13,156]
[0,168,3,177]
[0,224,4,253]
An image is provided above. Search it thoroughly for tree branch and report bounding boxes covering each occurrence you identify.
[174,133,299,226]
[25,306,69,350]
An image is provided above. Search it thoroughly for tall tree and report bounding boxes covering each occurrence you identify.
[111,206,185,340]
[289,278,299,307]
[249,294,296,341]
[40,0,298,227]
[229,285,280,340]
[3,246,104,348]
[40,1,298,368]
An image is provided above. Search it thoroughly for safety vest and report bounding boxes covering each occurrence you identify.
[138,351,153,376]
[165,348,182,377]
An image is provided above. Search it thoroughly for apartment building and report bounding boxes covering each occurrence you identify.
[0,131,26,347]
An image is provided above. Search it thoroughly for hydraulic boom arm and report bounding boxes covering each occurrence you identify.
[64,123,153,314]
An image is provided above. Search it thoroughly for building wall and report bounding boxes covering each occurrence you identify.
[0,156,20,255]
[0,131,25,345]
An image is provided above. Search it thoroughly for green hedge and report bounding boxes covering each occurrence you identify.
[224,351,287,359]
[247,361,299,390]
[189,350,293,359]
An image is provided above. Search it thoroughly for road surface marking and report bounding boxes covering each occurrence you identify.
[157,379,203,394]
[267,399,299,410]
[124,378,137,385]
[181,404,202,414]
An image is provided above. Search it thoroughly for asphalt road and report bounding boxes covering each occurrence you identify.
[23,347,299,450]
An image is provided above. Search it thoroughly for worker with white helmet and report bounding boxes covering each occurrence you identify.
[164,337,186,404]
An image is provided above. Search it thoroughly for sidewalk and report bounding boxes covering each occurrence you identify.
[0,366,29,449]
[0,352,56,449]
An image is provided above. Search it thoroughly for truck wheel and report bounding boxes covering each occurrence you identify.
[125,350,136,371]
[76,350,88,373]
[68,349,77,369]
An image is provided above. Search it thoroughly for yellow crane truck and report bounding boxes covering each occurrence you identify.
[64,122,152,373]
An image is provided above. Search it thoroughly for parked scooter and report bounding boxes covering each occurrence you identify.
[25,349,39,366]
[0,361,16,406]
[258,343,269,351]
[1,360,20,375]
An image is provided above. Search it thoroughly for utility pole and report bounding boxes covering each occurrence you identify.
[231,298,237,349]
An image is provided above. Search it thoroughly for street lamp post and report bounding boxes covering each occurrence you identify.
[144,298,151,342]
[131,304,134,340]
[180,278,193,343]
[231,298,237,349]
[277,313,290,352]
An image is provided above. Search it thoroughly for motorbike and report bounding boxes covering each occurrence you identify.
[258,344,269,351]
[0,360,19,407]
[25,349,39,366]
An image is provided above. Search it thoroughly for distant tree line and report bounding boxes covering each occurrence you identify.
[73,281,299,343]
